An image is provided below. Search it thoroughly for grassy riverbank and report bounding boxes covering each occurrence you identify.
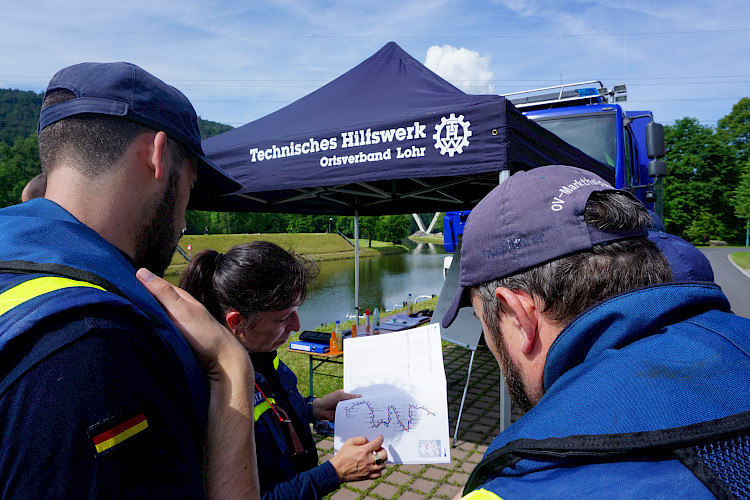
[730,251,750,270]
[408,233,444,244]
[166,233,409,278]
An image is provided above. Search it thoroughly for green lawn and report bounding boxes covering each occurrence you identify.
[730,251,750,270]
[166,233,408,278]
[408,234,444,244]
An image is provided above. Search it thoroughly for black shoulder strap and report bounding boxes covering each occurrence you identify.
[465,410,750,496]
[0,259,127,299]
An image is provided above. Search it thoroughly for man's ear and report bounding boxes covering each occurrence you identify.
[225,310,243,339]
[147,131,168,181]
[494,287,539,355]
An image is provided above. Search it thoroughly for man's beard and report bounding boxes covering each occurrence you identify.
[134,165,181,277]
[486,323,535,413]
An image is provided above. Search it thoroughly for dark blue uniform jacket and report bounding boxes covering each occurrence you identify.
[465,283,750,500]
[252,352,340,499]
[0,199,209,498]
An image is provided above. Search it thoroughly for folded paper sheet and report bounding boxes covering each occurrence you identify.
[333,323,450,464]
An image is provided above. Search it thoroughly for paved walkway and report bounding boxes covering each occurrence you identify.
[314,343,523,499]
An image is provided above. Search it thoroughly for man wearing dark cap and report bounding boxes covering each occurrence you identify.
[0,62,258,498]
[444,166,750,499]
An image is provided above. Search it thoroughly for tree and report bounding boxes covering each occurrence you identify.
[733,161,750,244]
[717,97,750,163]
[197,117,233,139]
[734,163,750,221]
[684,211,727,244]
[663,117,741,243]
[0,89,43,145]
[286,214,317,233]
[376,214,411,245]
[0,134,42,208]
[358,216,378,247]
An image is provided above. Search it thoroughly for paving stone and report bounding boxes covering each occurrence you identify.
[452,441,473,452]
[371,482,399,498]
[474,443,489,454]
[349,479,375,492]
[449,447,468,461]
[436,483,463,498]
[397,463,426,474]
[317,438,334,450]
[384,471,412,485]
[421,466,450,481]
[330,487,363,500]
[461,460,478,473]
[461,431,484,442]
[397,491,429,500]
[410,478,437,494]
[449,471,470,485]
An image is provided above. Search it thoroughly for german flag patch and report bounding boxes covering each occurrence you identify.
[89,409,149,455]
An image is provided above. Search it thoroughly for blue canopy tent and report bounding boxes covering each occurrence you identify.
[195,41,611,216]
[194,41,611,319]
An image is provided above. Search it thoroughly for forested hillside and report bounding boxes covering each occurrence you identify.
[0,89,43,144]
[2,87,749,244]
[0,88,236,208]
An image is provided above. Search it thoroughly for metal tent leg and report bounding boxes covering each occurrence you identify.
[452,349,475,447]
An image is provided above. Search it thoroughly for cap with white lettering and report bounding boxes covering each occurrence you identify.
[441,165,647,328]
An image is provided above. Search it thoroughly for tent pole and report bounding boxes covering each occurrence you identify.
[354,210,360,324]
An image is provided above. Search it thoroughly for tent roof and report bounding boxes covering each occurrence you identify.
[194,42,612,215]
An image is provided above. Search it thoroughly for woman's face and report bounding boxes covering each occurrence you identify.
[238,306,301,352]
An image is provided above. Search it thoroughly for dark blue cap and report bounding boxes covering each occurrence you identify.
[442,165,648,328]
[38,62,241,202]
[647,230,714,282]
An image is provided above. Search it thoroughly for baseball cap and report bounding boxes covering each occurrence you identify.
[38,62,241,202]
[441,165,647,328]
[647,230,714,282]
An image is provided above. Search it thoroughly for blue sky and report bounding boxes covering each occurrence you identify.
[1,0,748,129]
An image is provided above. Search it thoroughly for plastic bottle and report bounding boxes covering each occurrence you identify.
[373,305,380,334]
[407,293,414,315]
[329,331,337,353]
[365,309,371,335]
[335,320,343,351]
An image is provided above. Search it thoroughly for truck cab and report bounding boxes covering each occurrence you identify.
[443,81,666,253]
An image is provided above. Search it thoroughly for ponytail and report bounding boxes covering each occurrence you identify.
[178,249,225,323]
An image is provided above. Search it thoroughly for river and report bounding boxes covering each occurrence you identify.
[166,241,449,330]
[298,242,447,330]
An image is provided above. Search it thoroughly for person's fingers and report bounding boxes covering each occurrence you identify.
[339,391,360,401]
[345,435,368,447]
[136,268,184,313]
[369,434,384,452]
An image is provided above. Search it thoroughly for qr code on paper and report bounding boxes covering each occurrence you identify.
[418,439,441,457]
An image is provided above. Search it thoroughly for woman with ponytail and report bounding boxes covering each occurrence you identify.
[179,241,387,499]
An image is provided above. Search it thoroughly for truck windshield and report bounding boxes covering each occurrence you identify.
[532,113,617,167]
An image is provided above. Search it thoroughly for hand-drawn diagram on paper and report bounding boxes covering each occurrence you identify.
[333,324,450,464]
[342,399,436,432]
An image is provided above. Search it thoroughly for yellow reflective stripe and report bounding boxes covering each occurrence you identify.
[254,397,277,422]
[461,489,504,500]
[0,277,105,317]
[273,355,280,370]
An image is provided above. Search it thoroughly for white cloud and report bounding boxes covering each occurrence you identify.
[424,45,495,94]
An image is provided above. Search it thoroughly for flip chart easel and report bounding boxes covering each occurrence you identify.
[431,243,512,446]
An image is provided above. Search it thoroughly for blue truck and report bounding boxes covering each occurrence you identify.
[443,80,667,253]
